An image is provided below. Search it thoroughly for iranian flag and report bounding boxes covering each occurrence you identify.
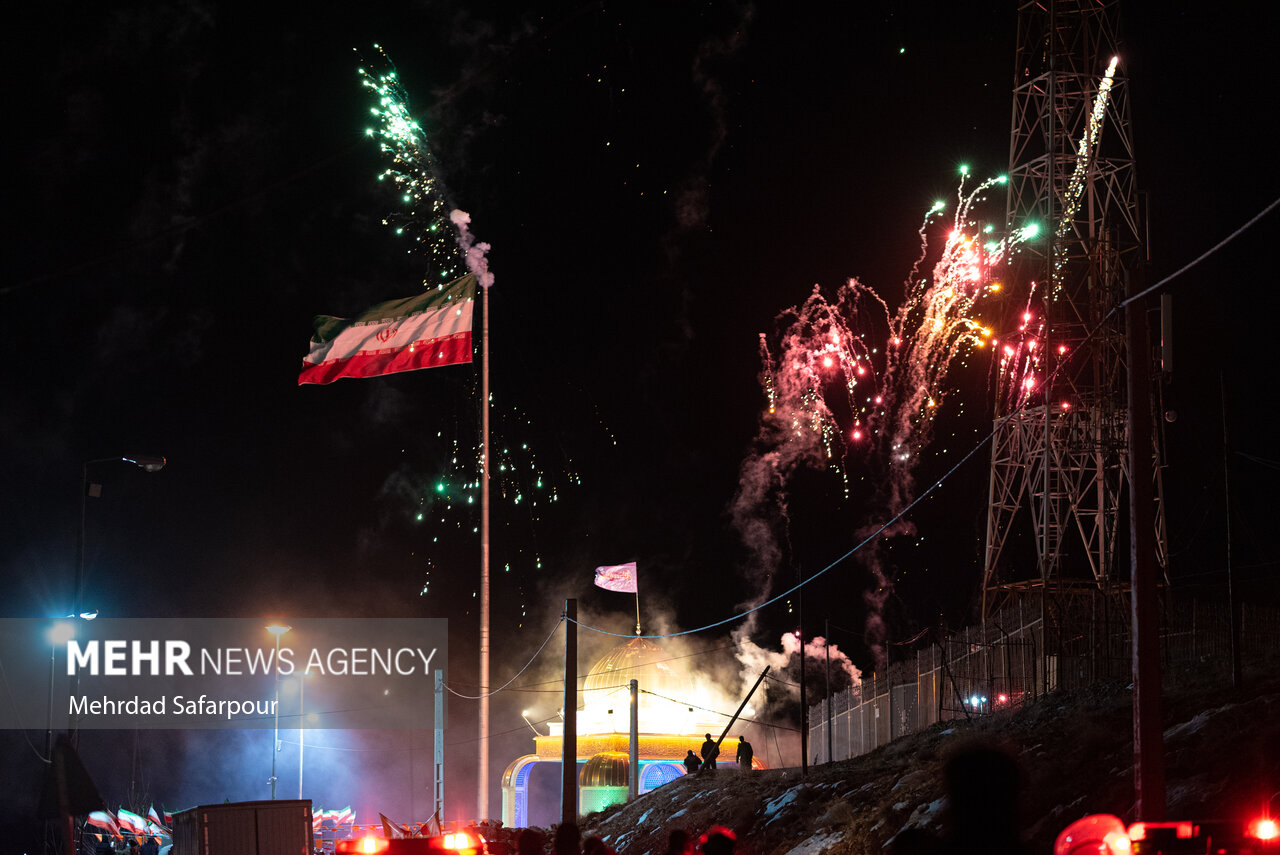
[147,805,169,831]
[117,807,147,836]
[299,274,476,385]
[86,811,120,837]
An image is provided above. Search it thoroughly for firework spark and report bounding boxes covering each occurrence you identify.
[734,171,1031,665]
[1051,55,1120,295]
[358,45,493,285]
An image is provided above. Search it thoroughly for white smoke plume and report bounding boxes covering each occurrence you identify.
[450,209,494,289]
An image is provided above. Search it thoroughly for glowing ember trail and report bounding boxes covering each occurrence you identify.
[357,45,479,284]
[763,173,1023,500]
[1051,55,1120,295]
[734,171,1033,665]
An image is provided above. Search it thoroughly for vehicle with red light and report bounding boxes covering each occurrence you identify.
[1056,814,1279,855]
[334,829,487,855]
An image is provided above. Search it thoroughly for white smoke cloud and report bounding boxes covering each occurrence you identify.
[449,209,494,289]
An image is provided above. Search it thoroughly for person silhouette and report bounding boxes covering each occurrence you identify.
[699,733,718,772]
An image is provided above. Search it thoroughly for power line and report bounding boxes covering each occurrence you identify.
[1120,195,1280,308]
[444,616,563,700]
[568,197,1280,645]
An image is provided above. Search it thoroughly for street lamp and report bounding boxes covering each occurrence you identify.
[295,668,314,800]
[75,455,166,617]
[520,709,541,736]
[266,624,291,799]
[44,621,76,764]
[66,455,165,748]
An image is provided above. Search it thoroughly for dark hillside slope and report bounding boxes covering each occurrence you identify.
[576,664,1279,854]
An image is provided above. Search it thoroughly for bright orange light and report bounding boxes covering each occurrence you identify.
[1249,818,1279,840]
[1023,312,1032,323]
[1058,345,1067,354]
[443,831,480,850]
[1103,830,1132,851]
[856,365,866,376]
[822,356,834,368]
[1060,401,1071,410]
[1028,340,1036,350]
[1176,822,1195,839]
[358,837,387,854]
[852,430,863,441]
[1127,823,1147,841]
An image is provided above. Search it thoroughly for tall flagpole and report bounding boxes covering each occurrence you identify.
[479,283,491,820]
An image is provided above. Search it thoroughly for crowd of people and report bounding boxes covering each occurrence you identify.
[91,835,160,855]
[683,734,753,776]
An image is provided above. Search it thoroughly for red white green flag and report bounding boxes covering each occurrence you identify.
[87,811,120,837]
[117,807,147,836]
[299,274,476,385]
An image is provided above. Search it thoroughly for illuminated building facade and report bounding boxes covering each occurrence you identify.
[500,637,763,826]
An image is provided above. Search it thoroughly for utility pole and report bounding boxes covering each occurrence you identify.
[1127,266,1165,820]
[628,679,639,800]
[561,599,578,826]
[825,619,833,764]
[434,669,445,831]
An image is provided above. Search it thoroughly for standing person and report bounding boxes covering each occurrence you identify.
[140,837,159,855]
[699,733,718,772]
[735,736,753,772]
[683,749,701,775]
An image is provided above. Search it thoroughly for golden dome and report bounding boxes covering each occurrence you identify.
[580,751,630,787]
[583,637,690,697]
[580,637,699,735]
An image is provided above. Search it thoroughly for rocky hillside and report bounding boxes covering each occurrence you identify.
[574,663,1279,854]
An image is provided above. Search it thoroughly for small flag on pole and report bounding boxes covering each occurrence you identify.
[87,811,120,837]
[299,274,476,385]
[117,807,147,836]
[593,562,638,593]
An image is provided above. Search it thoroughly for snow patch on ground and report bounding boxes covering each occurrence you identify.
[765,787,802,818]
[783,831,845,855]
[1164,704,1231,741]
[899,797,946,832]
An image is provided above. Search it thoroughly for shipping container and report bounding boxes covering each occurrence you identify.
[172,800,312,855]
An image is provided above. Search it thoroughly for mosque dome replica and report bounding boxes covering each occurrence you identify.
[500,636,765,826]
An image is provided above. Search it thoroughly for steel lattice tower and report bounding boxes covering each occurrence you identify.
[981,0,1168,670]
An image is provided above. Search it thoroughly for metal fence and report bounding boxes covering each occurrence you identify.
[809,598,1279,764]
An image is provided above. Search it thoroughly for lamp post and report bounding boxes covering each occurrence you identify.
[266,624,291,799]
[67,455,164,749]
[75,455,166,617]
[44,621,76,764]
[297,670,313,800]
[520,709,541,736]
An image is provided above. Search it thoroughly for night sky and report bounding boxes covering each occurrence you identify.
[4,0,1278,844]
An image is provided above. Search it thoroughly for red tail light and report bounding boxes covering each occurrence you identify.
[1249,818,1279,841]
[1127,821,1197,841]
[336,837,389,854]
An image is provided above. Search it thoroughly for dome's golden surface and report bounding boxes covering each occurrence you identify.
[580,637,700,735]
